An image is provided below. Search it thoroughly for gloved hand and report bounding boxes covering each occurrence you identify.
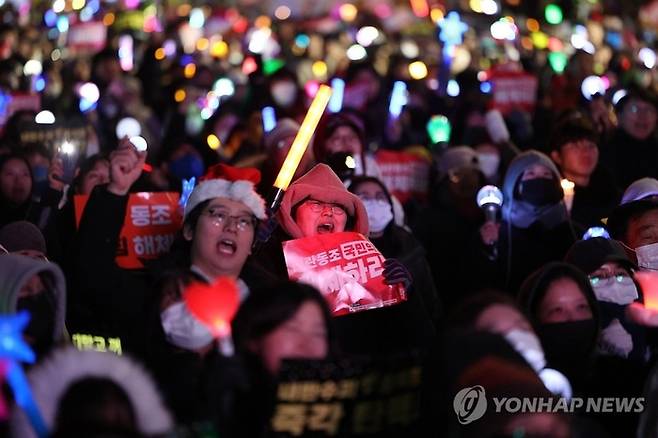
[382,258,412,290]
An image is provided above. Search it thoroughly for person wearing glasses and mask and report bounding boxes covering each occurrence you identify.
[565,237,652,438]
[565,237,646,362]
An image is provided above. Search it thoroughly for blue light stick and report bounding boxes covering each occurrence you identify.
[262,106,277,133]
[328,78,345,113]
[179,177,196,211]
[0,312,47,438]
[388,81,408,119]
[583,227,610,240]
[437,11,468,95]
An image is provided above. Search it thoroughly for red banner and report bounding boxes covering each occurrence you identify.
[67,21,108,54]
[75,192,182,269]
[374,150,430,203]
[283,232,406,316]
[490,72,538,115]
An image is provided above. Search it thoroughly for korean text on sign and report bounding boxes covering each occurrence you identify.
[283,232,406,316]
[74,192,182,269]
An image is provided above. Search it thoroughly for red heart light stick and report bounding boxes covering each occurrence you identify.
[184,277,240,354]
[635,271,658,311]
[626,271,658,327]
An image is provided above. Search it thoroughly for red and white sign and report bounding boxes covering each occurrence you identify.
[67,21,108,53]
[75,192,182,269]
[374,150,430,203]
[283,232,406,316]
[490,72,538,115]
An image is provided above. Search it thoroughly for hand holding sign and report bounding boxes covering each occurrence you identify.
[382,259,412,290]
[108,137,146,196]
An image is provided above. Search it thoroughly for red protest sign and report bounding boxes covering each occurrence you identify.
[283,232,406,316]
[374,150,430,203]
[74,192,182,269]
[67,21,108,54]
[490,71,538,115]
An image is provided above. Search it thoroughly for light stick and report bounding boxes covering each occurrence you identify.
[437,11,468,95]
[271,84,332,209]
[477,185,504,223]
[328,78,345,113]
[427,115,451,144]
[636,271,658,311]
[262,106,276,133]
[388,81,408,119]
[0,312,47,438]
[184,277,240,357]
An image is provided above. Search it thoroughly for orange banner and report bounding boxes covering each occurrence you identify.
[283,232,406,316]
[74,192,182,269]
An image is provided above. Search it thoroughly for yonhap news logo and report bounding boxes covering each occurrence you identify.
[453,386,488,424]
[453,386,645,425]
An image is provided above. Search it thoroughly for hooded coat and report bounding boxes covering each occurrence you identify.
[466,151,578,294]
[278,163,369,239]
[10,347,173,438]
[0,254,67,348]
[564,237,648,363]
[257,164,369,279]
[518,262,647,435]
[259,165,436,355]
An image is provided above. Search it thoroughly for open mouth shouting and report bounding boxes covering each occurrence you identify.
[217,237,237,255]
[317,221,336,234]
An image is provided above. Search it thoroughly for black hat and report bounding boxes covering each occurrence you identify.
[608,200,658,241]
[564,237,636,275]
[0,221,46,254]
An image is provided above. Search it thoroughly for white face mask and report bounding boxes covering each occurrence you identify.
[362,199,393,233]
[477,152,501,179]
[271,81,298,107]
[636,241,658,271]
[591,280,638,305]
[503,329,546,372]
[160,301,213,350]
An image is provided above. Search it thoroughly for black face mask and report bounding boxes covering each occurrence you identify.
[516,178,563,207]
[536,319,597,385]
[17,292,56,356]
[324,152,356,182]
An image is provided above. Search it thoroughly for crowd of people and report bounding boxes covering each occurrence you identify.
[4,0,658,436]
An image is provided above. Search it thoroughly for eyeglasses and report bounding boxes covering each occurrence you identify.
[304,199,347,216]
[203,208,256,231]
[589,272,633,287]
